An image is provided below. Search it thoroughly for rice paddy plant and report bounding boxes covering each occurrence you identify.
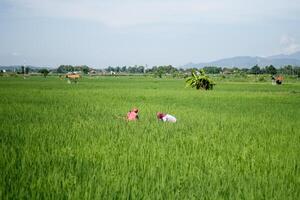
[0,76,299,199]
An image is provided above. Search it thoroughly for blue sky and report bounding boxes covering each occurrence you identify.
[1,0,300,68]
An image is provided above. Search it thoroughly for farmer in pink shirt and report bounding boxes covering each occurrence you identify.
[157,112,177,123]
[127,108,139,121]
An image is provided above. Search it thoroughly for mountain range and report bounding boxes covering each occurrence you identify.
[1,51,300,69]
[0,65,44,70]
[183,51,300,68]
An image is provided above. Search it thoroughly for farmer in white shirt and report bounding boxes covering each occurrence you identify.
[157,112,177,123]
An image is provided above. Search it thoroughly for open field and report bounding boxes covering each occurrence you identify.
[0,76,300,199]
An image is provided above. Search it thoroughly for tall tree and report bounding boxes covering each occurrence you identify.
[25,67,30,74]
[250,65,261,74]
[21,66,25,74]
[265,65,277,75]
[39,69,50,78]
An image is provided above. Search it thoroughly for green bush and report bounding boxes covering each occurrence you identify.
[185,69,215,90]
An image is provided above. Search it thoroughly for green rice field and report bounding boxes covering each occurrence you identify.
[0,76,300,199]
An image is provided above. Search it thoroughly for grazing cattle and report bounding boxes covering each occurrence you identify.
[66,73,81,83]
[272,75,283,85]
[275,76,283,85]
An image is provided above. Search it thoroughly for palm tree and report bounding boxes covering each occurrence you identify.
[185,69,215,90]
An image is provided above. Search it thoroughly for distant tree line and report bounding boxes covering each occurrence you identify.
[56,65,90,74]
[100,64,300,77]
[201,65,300,77]
[2,64,300,78]
[13,66,40,74]
[104,65,181,77]
[105,65,145,73]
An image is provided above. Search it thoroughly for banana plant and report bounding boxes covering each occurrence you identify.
[185,69,215,90]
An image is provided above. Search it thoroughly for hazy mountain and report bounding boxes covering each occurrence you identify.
[267,51,300,60]
[0,65,43,70]
[183,51,300,68]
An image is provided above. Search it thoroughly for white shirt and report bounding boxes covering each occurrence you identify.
[162,114,177,123]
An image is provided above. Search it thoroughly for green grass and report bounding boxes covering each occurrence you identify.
[0,76,300,199]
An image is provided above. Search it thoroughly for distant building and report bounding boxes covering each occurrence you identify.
[89,70,96,74]
[222,70,233,74]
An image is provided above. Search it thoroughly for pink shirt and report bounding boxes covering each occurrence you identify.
[127,111,138,121]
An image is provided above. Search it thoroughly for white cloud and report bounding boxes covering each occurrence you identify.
[280,35,300,54]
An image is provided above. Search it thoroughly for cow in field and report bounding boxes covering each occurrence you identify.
[272,75,284,85]
[66,73,81,83]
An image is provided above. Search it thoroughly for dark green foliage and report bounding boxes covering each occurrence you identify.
[203,66,222,74]
[258,76,266,82]
[82,67,89,74]
[265,65,277,75]
[21,66,25,74]
[155,70,163,78]
[296,67,300,77]
[57,65,74,73]
[38,69,50,77]
[185,69,215,90]
[57,65,91,74]
[25,67,30,74]
[106,65,145,73]
[250,65,261,74]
